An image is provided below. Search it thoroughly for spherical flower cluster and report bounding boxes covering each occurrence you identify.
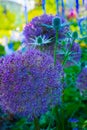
[23,14,69,44]
[76,67,87,91]
[0,49,63,120]
[23,14,81,66]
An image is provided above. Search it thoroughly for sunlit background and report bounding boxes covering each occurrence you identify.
[0,0,87,55]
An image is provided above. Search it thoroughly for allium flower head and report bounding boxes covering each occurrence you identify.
[23,14,81,66]
[76,67,87,91]
[23,14,69,44]
[0,49,63,120]
[72,31,78,39]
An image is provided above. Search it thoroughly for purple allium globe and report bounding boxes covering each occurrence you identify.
[0,49,63,120]
[76,67,87,91]
[23,14,81,66]
[23,14,69,44]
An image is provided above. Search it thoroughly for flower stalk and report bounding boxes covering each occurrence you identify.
[54,30,58,65]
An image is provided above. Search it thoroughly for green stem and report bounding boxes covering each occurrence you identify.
[34,117,40,130]
[54,30,58,65]
[62,52,69,66]
[40,45,43,51]
[53,105,65,130]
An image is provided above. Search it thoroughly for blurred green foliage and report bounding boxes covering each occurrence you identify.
[0,6,16,30]
[28,0,59,21]
[0,5,24,38]
[0,6,16,38]
[8,41,21,51]
[0,44,5,56]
